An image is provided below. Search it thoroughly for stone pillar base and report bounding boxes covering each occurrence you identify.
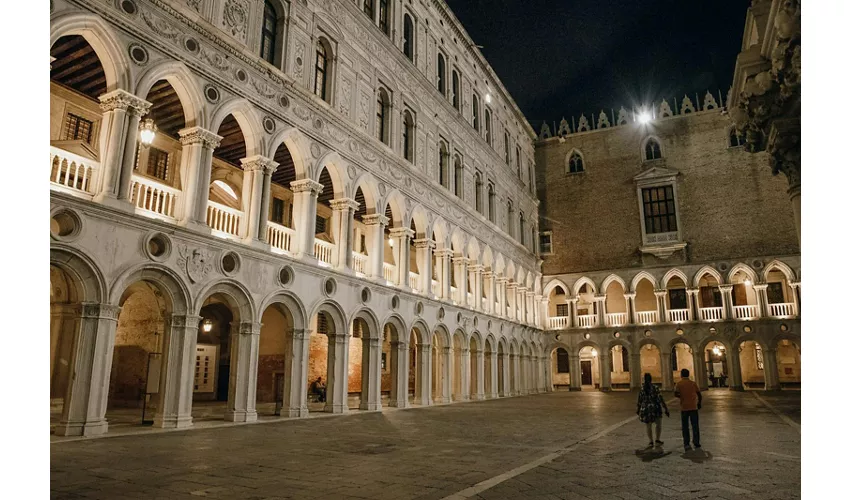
[472,394,486,401]
[569,387,582,392]
[323,403,348,414]
[359,402,381,411]
[434,397,451,404]
[95,195,134,213]
[54,419,109,437]
[412,398,431,406]
[225,410,257,423]
[282,406,309,418]
[600,387,611,392]
[389,400,409,409]
[154,414,193,429]
[178,219,212,235]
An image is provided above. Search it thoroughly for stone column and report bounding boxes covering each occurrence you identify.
[471,265,484,310]
[290,179,323,259]
[434,249,453,300]
[624,293,636,325]
[513,353,523,395]
[526,292,536,324]
[499,352,510,396]
[596,294,607,327]
[483,271,495,313]
[324,333,349,413]
[599,348,612,392]
[728,345,744,391]
[459,347,471,401]
[154,314,200,429]
[414,344,433,405]
[389,341,409,408]
[240,156,279,246]
[754,283,770,318]
[473,348,485,400]
[55,303,120,437]
[536,295,545,328]
[568,354,581,391]
[496,278,509,317]
[654,289,668,323]
[660,349,673,391]
[390,227,414,288]
[329,198,359,271]
[686,288,700,322]
[790,282,801,315]
[487,350,498,398]
[629,350,641,390]
[516,286,527,323]
[363,214,389,280]
[694,349,709,391]
[453,256,469,306]
[439,346,452,403]
[763,347,781,391]
[540,297,550,329]
[177,127,222,231]
[361,337,382,410]
[719,285,734,320]
[94,90,151,210]
[505,282,517,320]
[226,322,260,422]
[414,239,435,297]
[567,298,578,328]
[282,329,310,417]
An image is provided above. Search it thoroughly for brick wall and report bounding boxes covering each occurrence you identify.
[535,111,799,275]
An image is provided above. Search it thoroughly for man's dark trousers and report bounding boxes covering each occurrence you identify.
[681,410,700,446]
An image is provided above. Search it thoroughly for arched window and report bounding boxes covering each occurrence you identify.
[504,131,511,164]
[438,140,449,189]
[507,200,515,236]
[519,212,526,245]
[376,88,389,145]
[362,0,374,18]
[568,151,584,173]
[451,70,460,109]
[403,14,414,60]
[314,39,331,102]
[484,108,492,145]
[487,183,496,223]
[556,348,570,373]
[472,94,480,131]
[402,109,414,162]
[515,146,522,178]
[730,128,745,148]
[644,138,662,160]
[260,1,281,65]
[527,165,534,195]
[437,53,446,95]
[454,156,463,198]
[379,0,390,35]
[474,172,483,213]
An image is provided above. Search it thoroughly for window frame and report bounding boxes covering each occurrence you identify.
[378,0,390,35]
[641,185,678,236]
[451,69,461,110]
[313,38,332,102]
[62,112,94,144]
[437,52,447,95]
[484,108,492,145]
[474,171,483,213]
[402,108,415,163]
[453,154,464,199]
[438,138,449,189]
[260,1,282,67]
[728,127,746,148]
[642,136,663,161]
[376,87,390,145]
[472,93,480,131]
[487,182,496,223]
[567,150,585,174]
[539,230,553,255]
[634,173,684,249]
[402,12,415,61]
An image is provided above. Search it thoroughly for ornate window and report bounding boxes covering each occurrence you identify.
[519,212,526,245]
[451,69,460,109]
[472,94,480,131]
[515,146,522,179]
[474,172,483,213]
[376,88,389,145]
[642,186,677,234]
[729,128,745,148]
[362,0,374,18]
[568,151,584,173]
[402,109,414,162]
[438,140,449,189]
[314,39,331,102]
[402,14,414,60]
[484,109,492,145]
[379,0,390,35]
[453,155,463,198]
[644,138,662,160]
[634,165,685,256]
[504,131,511,164]
[145,147,169,181]
[437,53,446,95]
[507,200,515,237]
[527,165,534,195]
[487,183,496,223]
[260,1,280,65]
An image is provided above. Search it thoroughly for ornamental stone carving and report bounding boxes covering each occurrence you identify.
[141,10,181,40]
[222,0,249,41]
[177,244,214,283]
[99,89,151,115]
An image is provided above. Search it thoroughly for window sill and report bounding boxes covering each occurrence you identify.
[639,242,687,259]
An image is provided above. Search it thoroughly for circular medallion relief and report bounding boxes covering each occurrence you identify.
[262,116,276,134]
[120,0,138,15]
[676,328,685,336]
[221,252,240,276]
[278,266,294,287]
[143,232,172,262]
[438,307,445,320]
[235,68,248,82]
[50,209,82,242]
[415,301,424,316]
[583,332,590,340]
[360,287,371,304]
[391,295,400,310]
[613,331,621,339]
[183,37,200,54]
[278,94,290,108]
[204,85,220,103]
[323,278,337,297]
[644,330,652,338]
[128,44,148,65]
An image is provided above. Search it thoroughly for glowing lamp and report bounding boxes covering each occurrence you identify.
[139,119,157,146]
[388,239,394,247]
[202,319,213,333]
[485,93,492,104]
[591,348,597,357]
[744,279,752,286]
[712,345,721,356]
[638,112,652,125]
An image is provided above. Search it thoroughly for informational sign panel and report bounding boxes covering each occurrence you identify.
[194,344,218,393]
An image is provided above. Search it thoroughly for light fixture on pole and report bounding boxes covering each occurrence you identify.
[139,118,157,147]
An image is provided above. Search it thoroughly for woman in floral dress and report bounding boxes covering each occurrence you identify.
[637,372,669,448]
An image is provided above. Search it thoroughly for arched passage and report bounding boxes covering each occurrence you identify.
[608,342,631,390]
[484,337,496,398]
[639,342,662,385]
[671,340,696,385]
[348,310,382,411]
[306,301,347,413]
[578,345,600,388]
[774,338,801,389]
[410,322,431,405]
[704,340,730,389]
[431,326,451,403]
[551,346,571,390]
[452,330,467,401]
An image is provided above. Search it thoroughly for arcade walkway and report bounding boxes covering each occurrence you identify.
[51,390,800,499]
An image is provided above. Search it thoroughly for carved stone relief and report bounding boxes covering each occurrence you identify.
[222,0,250,42]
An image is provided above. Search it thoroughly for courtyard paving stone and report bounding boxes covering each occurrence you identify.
[51,390,800,499]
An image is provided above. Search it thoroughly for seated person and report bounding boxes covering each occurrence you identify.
[310,376,327,402]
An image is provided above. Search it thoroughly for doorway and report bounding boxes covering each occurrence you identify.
[580,360,592,385]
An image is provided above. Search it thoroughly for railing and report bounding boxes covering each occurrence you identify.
[313,239,333,266]
[667,308,691,323]
[352,252,367,276]
[605,312,627,327]
[50,146,97,197]
[576,314,597,328]
[548,316,569,329]
[383,262,396,283]
[636,310,658,324]
[409,272,420,292]
[266,221,294,254]
[699,307,723,321]
[768,302,796,317]
[733,305,759,320]
[206,201,243,238]
[129,175,179,220]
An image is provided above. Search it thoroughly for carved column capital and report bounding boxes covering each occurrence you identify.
[98,89,151,115]
[413,238,436,250]
[290,178,324,195]
[329,197,360,211]
[179,126,223,149]
[389,227,415,239]
[240,155,279,174]
[80,303,122,320]
[362,214,389,226]
[239,322,262,336]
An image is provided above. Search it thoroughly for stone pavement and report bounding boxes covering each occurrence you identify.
[50,390,800,499]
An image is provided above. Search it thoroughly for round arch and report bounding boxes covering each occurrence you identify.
[351,172,381,215]
[50,12,130,91]
[308,299,347,335]
[409,319,432,345]
[258,291,307,331]
[194,279,256,323]
[383,189,408,228]
[134,60,205,129]
[313,151,347,198]
[108,263,190,315]
[209,98,264,157]
[382,313,408,342]
[350,307,381,339]
[50,245,106,304]
[267,126,311,181]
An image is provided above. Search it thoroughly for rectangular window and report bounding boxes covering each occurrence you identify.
[766,282,785,304]
[271,198,284,224]
[641,186,678,234]
[557,350,570,373]
[63,113,93,144]
[317,311,329,334]
[145,147,169,181]
[555,304,568,317]
[669,288,687,309]
[315,215,326,234]
[540,233,552,254]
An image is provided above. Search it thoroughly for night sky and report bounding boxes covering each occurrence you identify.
[444,0,750,130]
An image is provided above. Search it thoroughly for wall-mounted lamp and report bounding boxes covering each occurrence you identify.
[202,318,213,333]
[139,119,157,147]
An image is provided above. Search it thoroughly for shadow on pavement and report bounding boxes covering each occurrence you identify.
[680,449,713,463]
[634,447,673,462]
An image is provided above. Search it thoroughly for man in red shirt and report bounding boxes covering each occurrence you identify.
[674,368,702,450]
